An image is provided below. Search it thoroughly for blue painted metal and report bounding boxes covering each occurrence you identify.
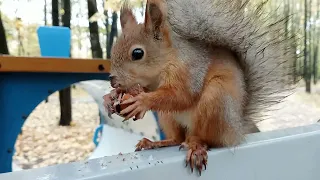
[0,26,112,173]
[37,26,71,58]
[93,124,104,147]
[0,72,109,173]
[37,26,71,105]
[93,110,106,147]
[152,112,166,140]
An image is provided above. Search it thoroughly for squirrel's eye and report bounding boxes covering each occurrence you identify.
[132,48,144,61]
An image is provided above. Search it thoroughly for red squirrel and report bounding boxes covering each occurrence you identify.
[104,0,294,176]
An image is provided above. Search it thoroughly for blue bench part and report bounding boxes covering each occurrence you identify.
[93,124,104,147]
[0,72,110,173]
[0,26,108,173]
[37,26,71,58]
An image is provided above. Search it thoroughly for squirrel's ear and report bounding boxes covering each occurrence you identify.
[144,0,167,40]
[120,1,137,31]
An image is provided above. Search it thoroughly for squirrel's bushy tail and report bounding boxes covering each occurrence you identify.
[167,0,295,127]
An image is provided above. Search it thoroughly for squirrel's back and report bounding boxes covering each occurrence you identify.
[166,0,295,131]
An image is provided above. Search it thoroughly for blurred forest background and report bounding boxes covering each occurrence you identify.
[1,0,320,170]
[0,0,319,92]
[0,0,146,58]
[0,0,146,126]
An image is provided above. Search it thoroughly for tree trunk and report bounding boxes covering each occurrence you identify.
[0,13,9,55]
[284,0,289,39]
[304,0,311,93]
[284,0,291,83]
[314,0,320,84]
[52,0,59,26]
[87,0,103,58]
[315,49,319,83]
[59,0,72,126]
[44,0,47,25]
[289,0,298,84]
[312,18,317,85]
[44,0,48,103]
[140,0,145,16]
[298,2,304,78]
[62,0,71,28]
[308,0,312,87]
[103,0,109,59]
[107,11,118,59]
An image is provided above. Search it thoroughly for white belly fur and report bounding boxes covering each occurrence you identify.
[173,111,193,130]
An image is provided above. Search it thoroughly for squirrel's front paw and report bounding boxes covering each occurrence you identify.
[119,93,150,121]
[103,88,121,118]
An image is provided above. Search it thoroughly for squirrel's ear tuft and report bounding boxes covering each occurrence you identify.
[144,0,167,40]
[120,0,137,31]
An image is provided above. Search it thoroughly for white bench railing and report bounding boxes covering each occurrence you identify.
[76,80,162,160]
[1,123,319,180]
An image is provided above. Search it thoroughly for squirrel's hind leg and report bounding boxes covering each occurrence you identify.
[178,136,208,176]
[179,61,246,175]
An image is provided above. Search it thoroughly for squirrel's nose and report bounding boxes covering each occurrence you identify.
[109,75,119,88]
[109,75,115,81]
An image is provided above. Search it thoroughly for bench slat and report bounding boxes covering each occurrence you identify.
[0,56,110,73]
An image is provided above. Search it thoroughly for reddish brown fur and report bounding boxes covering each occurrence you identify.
[158,112,185,143]
[142,50,243,148]
[110,0,245,175]
[192,53,244,147]
[141,59,195,112]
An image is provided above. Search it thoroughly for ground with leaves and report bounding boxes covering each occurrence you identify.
[13,83,320,170]
[13,87,99,169]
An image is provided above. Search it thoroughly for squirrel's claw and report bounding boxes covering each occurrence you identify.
[135,110,146,120]
[179,142,189,151]
[134,138,154,151]
[180,141,208,176]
